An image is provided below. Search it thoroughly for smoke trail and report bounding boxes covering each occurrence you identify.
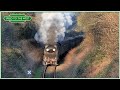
[34,12,76,44]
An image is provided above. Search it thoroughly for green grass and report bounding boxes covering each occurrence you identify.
[34,67,43,78]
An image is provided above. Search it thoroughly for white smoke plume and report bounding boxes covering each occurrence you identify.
[34,12,76,44]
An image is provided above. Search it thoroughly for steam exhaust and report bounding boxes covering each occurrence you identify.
[33,13,79,78]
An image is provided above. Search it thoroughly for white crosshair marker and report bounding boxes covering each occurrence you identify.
[27,70,32,75]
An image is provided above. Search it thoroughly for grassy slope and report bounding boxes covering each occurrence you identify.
[76,12,119,78]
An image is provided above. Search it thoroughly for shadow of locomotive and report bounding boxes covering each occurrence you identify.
[58,31,84,64]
